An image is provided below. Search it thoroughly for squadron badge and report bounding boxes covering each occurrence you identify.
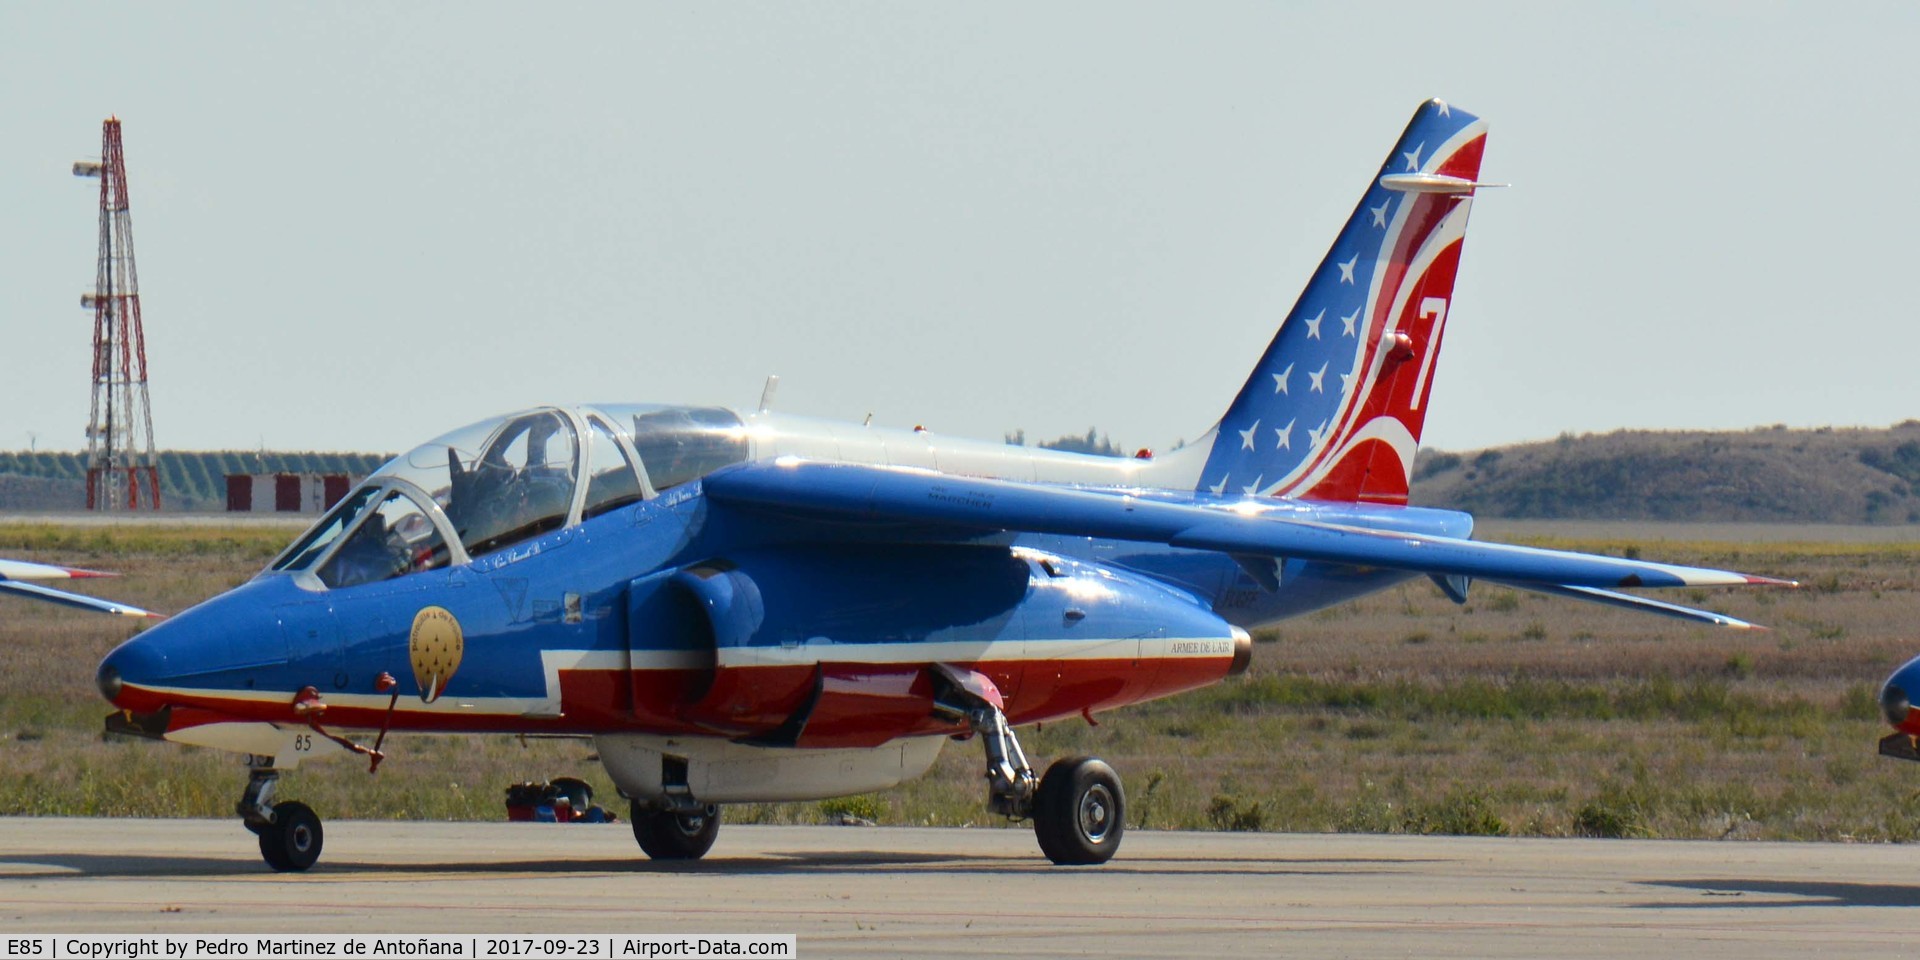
[408,605,464,703]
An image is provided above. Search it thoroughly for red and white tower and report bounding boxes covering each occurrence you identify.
[73,118,160,511]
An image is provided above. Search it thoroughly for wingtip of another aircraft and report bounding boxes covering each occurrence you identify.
[0,559,120,581]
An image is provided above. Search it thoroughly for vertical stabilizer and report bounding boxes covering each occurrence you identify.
[1198,99,1488,504]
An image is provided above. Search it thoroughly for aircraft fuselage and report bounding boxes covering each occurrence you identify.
[101,406,1467,781]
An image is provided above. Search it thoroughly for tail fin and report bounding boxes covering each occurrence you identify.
[1198,99,1489,504]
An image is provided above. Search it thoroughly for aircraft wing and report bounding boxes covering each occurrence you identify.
[0,558,116,581]
[0,559,161,618]
[702,460,1792,622]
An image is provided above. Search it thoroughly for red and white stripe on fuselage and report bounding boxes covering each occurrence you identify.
[108,633,1247,749]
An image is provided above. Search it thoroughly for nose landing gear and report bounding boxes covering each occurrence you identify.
[239,757,325,872]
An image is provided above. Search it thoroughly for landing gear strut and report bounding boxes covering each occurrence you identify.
[968,702,1039,819]
[948,684,1126,865]
[239,757,324,872]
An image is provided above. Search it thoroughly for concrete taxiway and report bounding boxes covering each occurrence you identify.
[1,818,1914,958]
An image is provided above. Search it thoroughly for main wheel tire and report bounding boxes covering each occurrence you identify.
[1033,756,1124,865]
[258,801,324,872]
[631,802,719,860]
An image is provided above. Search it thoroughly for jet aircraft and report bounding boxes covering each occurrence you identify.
[82,100,1794,871]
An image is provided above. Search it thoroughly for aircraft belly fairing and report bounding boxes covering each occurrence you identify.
[596,732,949,805]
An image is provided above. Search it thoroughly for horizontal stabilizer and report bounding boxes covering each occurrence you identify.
[1377,173,1508,194]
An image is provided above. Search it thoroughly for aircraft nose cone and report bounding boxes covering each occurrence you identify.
[97,637,165,709]
[1881,655,1920,731]
[1882,683,1910,728]
[95,662,120,703]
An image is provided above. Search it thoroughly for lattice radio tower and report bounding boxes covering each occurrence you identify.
[73,118,160,511]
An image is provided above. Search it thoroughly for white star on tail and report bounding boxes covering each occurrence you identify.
[1341,309,1359,337]
[1304,310,1324,339]
[1337,255,1358,285]
[1403,143,1424,171]
[1307,420,1329,448]
[1241,475,1264,495]
[1370,201,1389,228]
[1209,475,1230,495]
[1274,418,1294,450]
[1272,363,1293,395]
[1239,419,1260,451]
[1309,362,1327,393]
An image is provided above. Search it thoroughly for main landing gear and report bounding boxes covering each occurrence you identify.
[630,801,721,860]
[239,757,325,872]
[948,686,1126,865]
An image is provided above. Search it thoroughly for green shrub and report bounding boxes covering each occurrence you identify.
[1574,781,1654,838]
[1402,789,1507,836]
[1335,783,1396,833]
[818,793,886,823]
[1134,771,1167,829]
[1723,653,1754,679]
[1206,794,1266,832]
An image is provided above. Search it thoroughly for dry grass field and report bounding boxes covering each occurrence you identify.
[2,520,1916,843]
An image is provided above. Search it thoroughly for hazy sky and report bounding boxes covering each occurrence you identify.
[2,4,1915,456]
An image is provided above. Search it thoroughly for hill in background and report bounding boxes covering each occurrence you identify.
[1410,421,1920,525]
[0,451,392,512]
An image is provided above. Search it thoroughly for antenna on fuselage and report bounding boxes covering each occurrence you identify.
[758,375,780,414]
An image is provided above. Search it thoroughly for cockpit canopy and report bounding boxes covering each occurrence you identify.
[268,404,748,588]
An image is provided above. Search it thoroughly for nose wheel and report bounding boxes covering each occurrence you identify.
[257,801,324,871]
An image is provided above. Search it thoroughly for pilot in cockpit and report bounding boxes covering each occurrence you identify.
[449,411,577,554]
[320,512,397,588]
